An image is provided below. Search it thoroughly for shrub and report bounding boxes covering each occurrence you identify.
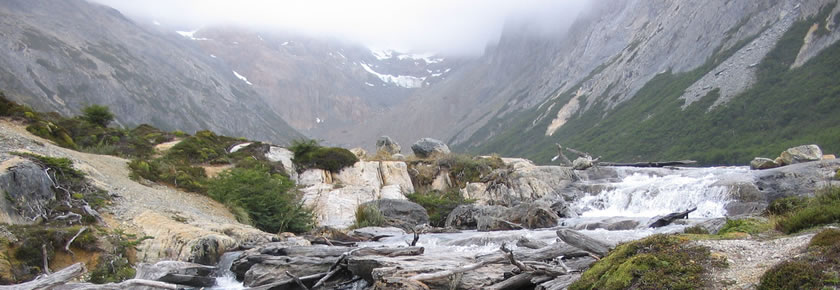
[81,105,115,127]
[570,234,725,290]
[290,139,358,172]
[128,159,208,193]
[809,228,840,249]
[407,189,473,227]
[758,261,822,290]
[766,196,807,215]
[353,204,386,229]
[89,229,151,284]
[207,167,313,233]
[165,130,239,163]
[776,187,840,234]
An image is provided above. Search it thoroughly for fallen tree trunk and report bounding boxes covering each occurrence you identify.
[556,229,611,258]
[56,279,180,290]
[0,263,85,290]
[487,273,536,290]
[352,246,424,257]
[599,160,697,167]
[648,207,697,228]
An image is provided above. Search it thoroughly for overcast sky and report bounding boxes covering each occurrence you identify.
[90,0,590,56]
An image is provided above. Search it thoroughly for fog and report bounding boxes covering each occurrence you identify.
[90,0,591,56]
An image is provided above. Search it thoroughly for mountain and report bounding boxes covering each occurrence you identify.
[153,26,465,145]
[0,0,302,143]
[356,0,840,165]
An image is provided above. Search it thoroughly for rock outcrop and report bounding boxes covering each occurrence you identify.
[750,157,780,170]
[375,136,401,155]
[410,138,450,158]
[361,199,429,227]
[445,203,560,231]
[0,158,54,224]
[779,144,823,165]
[299,161,415,228]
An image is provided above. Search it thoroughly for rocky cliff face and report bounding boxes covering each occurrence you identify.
[0,0,301,144]
[349,0,840,163]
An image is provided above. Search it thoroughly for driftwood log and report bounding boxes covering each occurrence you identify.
[0,263,85,290]
[648,207,697,228]
[556,229,612,258]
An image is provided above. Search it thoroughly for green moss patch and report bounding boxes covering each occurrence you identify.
[290,139,358,173]
[570,234,725,290]
[718,218,773,236]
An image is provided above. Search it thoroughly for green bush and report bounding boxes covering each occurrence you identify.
[809,228,840,249]
[7,225,98,281]
[207,167,313,233]
[165,130,239,163]
[766,196,807,215]
[758,261,823,290]
[407,189,473,227]
[89,229,151,284]
[570,234,725,290]
[81,105,115,128]
[290,139,358,172]
[353,204,386,229]
[776,187,840,234]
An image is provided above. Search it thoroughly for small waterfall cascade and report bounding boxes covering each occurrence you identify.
[211,251,244,290]
[573,166,749,218]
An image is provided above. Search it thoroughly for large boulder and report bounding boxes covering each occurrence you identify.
[410,138,450,158]
[0,158,56,224]
[362,199,429,227]
[349,147,368,159]
[750,157,780,170]
[375,136,401,155]
[779,144,823,165]
[445,203,559,231]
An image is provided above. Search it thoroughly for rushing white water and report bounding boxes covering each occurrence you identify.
[211,251,245,290]
[573,167,749,218]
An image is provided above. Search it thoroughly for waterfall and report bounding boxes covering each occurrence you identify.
[210,251,244,290]
[572,167,748,218]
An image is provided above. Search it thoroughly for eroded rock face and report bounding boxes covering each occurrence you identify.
[133,211,274,265]
[779,144,823,165]
[299,161,415,228]
[410,138,450,158]
[135,261,217,288]
[265,146,296,180]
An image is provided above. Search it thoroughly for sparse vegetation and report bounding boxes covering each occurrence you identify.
[290,139,358,173]
[683,225,710,235]
[407,189,474,227]
[88,229,152,284]
[5,225,98,282]
[352,203,386,229]
[570,234,726,290]
[437,154,506,188]
[775,187,840,234]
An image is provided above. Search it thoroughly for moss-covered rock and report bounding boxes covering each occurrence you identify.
[570,234,725,290]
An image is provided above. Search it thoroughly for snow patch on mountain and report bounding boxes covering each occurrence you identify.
[175,30,210,41]
[359,63,425,89]
[232,71,253,85]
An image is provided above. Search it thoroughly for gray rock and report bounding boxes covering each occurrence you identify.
[349,147,368,159]
[0,159,56,223]
[410,138,451,158]
[375,136,401,155]
[243,256,333,287]
[445,203,559,231]
[573,218,640,231]
[750,157,779,170]
[391,153,406,161]
[135,261,217,288]
[779,144,823,165]
[363,199,429,227]
[693,218,727,235]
